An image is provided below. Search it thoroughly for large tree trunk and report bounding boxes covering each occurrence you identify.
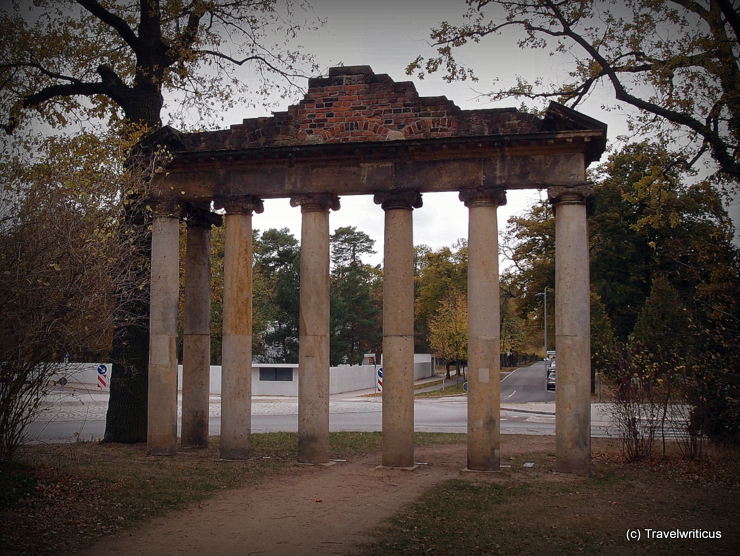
[104,315,150,442]
[103,197,152,442]
[103,92,162,443]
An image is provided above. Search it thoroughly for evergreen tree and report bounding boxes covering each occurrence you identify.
[329,227,381,365]
[253,228,300,362]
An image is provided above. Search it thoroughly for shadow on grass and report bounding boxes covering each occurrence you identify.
[354,444,740,556]
[0,431,463,555]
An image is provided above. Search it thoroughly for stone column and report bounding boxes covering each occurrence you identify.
[549,185,594,475]
[291,193,340,464]
[214,195,264,460]
[181,212,212,448]
[460,188,506,471]
[374,190,422,468]
[147,199,180,455]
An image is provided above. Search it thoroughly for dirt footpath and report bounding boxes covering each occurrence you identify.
[80,443,466,556]
[81,437,557,556]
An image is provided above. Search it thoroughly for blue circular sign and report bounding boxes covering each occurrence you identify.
[97,364,107,375]
[377,368,383,378]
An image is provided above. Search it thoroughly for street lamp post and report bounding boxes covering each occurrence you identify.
[536,287,548,359]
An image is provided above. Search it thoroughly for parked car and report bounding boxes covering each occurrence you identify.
[545,358,556,374]
[546,369,557,391]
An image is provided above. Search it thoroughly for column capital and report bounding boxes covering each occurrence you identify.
[459,187,507,208]
[183,202,223,228]
[373,190,423,211]
[150,197,180,217]
[214,195,264,215]
[290,193,340,213]
[547,184,594,206]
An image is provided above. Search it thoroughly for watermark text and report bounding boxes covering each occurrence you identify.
[626,529,722,541]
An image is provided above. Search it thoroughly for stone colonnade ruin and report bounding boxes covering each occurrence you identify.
[147,66,606,474]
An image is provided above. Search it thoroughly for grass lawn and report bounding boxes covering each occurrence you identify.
[416,382,466,397]
[356,444,740,555]
[4,432,737,555]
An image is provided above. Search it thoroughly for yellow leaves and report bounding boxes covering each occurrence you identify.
[587,59,602,78]
[428,290,468,362]
[49,263,61,271]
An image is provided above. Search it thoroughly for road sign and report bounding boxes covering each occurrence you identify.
[97,364,108,389]
[377,367,383,392]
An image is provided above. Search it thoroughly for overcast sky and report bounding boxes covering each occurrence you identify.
[166,0,737,265]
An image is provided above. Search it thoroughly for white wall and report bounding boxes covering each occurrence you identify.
[177,362,381,395]
[51,355,432,396]
[329,364,377,394]
[413,354,434,380]
[252,364,298,396]
[50,362,112,390]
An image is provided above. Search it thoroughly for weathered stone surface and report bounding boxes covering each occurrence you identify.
[290,192,341,213]
[182,222,211,448]
[220,211,254,460]
[214,195,264,215]
[465,195,504,471]
[551,193,591,475]
[147,215,180,455]
[295,199,334,464]
[459,187,507,208]
[378,195,417,468]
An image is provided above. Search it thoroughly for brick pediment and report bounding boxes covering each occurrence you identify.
[182,66,551,152]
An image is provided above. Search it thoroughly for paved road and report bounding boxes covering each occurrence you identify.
[25,400,573,441]
[501,361,555,403]
[26,399,618,443]
[27,362,694,444]
[25,362,618,443]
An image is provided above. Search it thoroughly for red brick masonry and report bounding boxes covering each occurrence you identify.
[183,66,550,152]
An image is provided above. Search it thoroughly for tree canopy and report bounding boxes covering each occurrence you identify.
[414,241,467,352]
[409,0,740,181]
[253,227,301,362]
[1,0,321,443]
[330,226,376,270]
[0,132,148,458]
[329,226,381,365]
[503,140,739,439]
[1,0,320,132]
[427,289,468,366]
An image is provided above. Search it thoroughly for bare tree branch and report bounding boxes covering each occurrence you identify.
[194,49,308,79]
[541,0,739,178]
[76,0,139,49]
[22,81,108,107]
